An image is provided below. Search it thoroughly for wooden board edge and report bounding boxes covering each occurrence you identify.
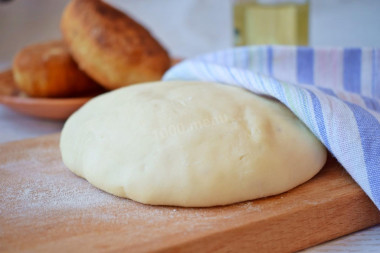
[150,190,380,252]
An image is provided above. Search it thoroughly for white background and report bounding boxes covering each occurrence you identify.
[1,0,380,70]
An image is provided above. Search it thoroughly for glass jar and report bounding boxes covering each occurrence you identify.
[234,0,309,46]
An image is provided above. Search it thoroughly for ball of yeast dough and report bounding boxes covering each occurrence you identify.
[60,81,327,207]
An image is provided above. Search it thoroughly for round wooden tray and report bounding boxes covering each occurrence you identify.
[0,70,97,120]
[0,59,181,120]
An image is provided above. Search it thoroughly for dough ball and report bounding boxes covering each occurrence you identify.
[61,0,171,90]
[12,40,102,98]
[60,81,327,207]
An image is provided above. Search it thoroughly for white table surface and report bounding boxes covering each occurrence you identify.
[1,104,379,252]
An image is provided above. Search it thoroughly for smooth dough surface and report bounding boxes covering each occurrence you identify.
[60,81,327,207]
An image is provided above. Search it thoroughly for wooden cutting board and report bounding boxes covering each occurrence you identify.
[0,134,379,252]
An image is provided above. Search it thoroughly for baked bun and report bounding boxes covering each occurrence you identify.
[13,40,102,98]
[61,0,171,90]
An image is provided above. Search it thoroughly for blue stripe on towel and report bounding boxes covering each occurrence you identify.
[317,87,336,97]
[307,90,331,151]
[297,47,314,85]
[346,102,380,207]
[343,49,361,94]
[362,96,380,112]
[267,46,273,76]
[372,50,380,99]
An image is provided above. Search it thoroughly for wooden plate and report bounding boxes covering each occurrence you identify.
[0,70,96,120]
[0,59,181,120]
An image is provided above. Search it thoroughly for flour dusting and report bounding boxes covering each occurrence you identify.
[0,137,265,250]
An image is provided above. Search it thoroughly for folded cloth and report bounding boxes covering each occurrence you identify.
[163,46,380,210]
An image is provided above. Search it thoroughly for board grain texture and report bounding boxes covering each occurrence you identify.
[0,134,379,253]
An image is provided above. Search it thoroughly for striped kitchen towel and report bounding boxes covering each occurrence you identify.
[163,46,380,210]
